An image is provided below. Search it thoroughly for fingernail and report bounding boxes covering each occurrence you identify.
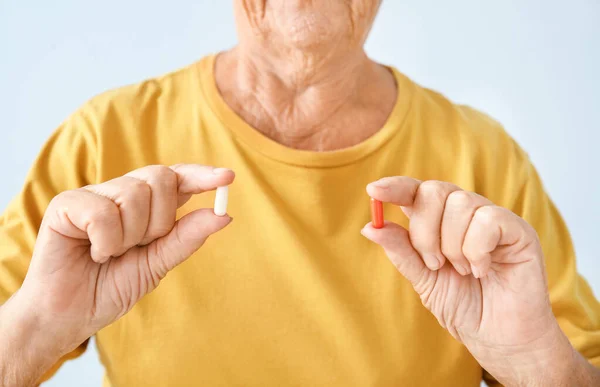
[371,178,390,189]
[471,265,480,278]
[423,254,441,270]
[454,263,469,276]
[213,167,231,175]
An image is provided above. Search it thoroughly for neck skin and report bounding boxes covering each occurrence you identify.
[214,44,397,151]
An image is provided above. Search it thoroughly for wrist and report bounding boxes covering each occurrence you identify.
[0,290,73,386]
[515,338,599,387]
[468,320,587,386]
[515,330,578,387]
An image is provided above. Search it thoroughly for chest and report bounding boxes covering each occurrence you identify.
[94,127,483,386]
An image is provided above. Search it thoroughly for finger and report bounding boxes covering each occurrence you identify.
[366,176,421,210]
[84,177,151,255]
[367,177,460,270]
[462,205,532,278]
[126,165,235,244]
[440,190,492,276]
[410,181,461,270]
[145,209,233,279]
[46,190,123,263]
[169,164,235,207]
[125,165,179,244]
[361,221,430,293]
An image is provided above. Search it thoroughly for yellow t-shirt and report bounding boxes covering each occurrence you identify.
[1,55,599,387]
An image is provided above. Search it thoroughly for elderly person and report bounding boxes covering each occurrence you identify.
[1,1,599,386]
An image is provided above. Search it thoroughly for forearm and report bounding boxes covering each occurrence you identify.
[0,291,65,387]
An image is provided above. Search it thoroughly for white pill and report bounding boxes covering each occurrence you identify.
[214,186,229,216]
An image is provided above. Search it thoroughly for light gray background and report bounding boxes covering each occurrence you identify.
[1,1,599,385]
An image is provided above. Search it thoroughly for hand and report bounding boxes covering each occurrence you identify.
[361,177,583,385]
[18,164,234,354]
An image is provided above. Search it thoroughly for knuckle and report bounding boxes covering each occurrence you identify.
[126,178,151,199]
[446,190,474,208]
[48,189,88,216]
[149,165,178,187]
[48,190,72,208]
[512,212,538,243]
[90,199,120,225]
[473,205,502,225]
[418,180,444,195]
[417,180,451,206]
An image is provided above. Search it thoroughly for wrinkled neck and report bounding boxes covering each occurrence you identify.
[214,45,397,151]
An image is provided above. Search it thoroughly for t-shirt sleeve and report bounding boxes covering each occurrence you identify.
[514,158,600,366]
[0,106,98,383]
[471,120,600,384]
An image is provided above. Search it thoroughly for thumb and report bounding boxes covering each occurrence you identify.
[148,209,232,277]
[361,222,430,291]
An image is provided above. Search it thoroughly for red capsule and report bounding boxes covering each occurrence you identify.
[370,198,384,229]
